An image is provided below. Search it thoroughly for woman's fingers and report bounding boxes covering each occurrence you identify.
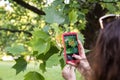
[62,64,76,80]
[67,61,77,67]
[62,64,76,73]
[72,54,82,60]
[64,64,75,69]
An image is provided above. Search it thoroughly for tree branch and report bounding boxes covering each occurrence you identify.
[0,28,32,36]
[12,0,45,15]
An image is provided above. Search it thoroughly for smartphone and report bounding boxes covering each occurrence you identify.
[62,32,80,64]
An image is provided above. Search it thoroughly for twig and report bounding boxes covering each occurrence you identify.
[0,28,32,36]
[12,0,45,15]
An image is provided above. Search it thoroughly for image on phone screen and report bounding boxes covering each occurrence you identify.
[64,35,79,60]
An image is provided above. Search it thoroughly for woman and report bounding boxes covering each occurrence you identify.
[62,14,120,80]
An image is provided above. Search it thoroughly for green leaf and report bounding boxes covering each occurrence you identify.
[44,44,60,61]
[50,23,61,35]
[37,43,60,69]
[59,58,65,69]
[36,42,59,61]
[32,29,50,41]
[24,71,45,80]
[46,54,60,67]
[32,51,38,56]
[5,45,25,56]
[12,56,27,74]
[39,62,46,73]
[30,29,51,54]
[43,25,51,33]
[105,4,117,12]
[69,10,78,24]
[44,6,65,24]
[36,53,44,60]
[31,38,50,54]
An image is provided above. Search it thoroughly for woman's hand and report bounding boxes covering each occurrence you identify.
[67,40,91,79]
[62,40,91,80]
[62,65,76,80]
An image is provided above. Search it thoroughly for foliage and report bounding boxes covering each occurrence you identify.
[5,45,25,56]
[0,0,120,79]
[12,56,27,74]
[24,71,45,80]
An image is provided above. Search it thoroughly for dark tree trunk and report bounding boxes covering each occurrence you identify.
[81,3,108,49]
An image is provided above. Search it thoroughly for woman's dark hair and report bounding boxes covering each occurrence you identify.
[91,18,120,80]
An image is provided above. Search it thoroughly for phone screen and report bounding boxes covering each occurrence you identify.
[64,35,79,60]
